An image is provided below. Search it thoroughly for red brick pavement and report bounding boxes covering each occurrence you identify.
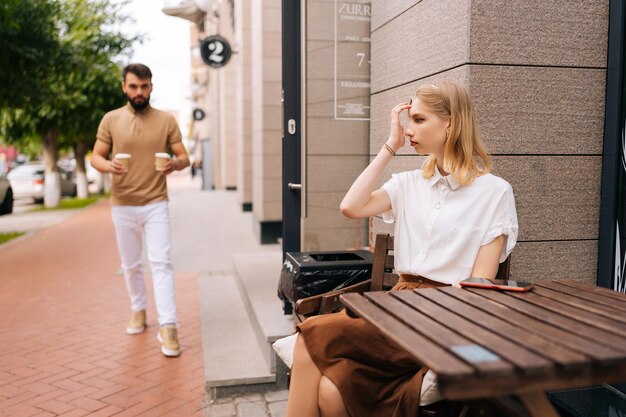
[0,200,206,416]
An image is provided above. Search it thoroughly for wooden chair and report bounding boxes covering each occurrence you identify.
[295,233,511,322]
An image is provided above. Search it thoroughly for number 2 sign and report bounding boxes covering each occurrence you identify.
[200,35,232,68]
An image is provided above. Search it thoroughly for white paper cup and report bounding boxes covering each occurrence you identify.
[155,152,171,171]
[115,153,131,170]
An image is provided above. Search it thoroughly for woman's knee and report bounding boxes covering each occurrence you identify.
[318,376,347,416]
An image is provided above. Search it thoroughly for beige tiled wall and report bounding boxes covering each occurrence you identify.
[470,66,606,155]
[216,1,237,189]
[236,0,253,206]
[369,0,609,281]
[219,62,238,188]
[251,0,282,223]
[371,0,470,93]
[200,13,229,189]
[469,1,608,67]
[209,67,221,188]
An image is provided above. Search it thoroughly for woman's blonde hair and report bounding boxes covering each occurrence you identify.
[416,80,490,186]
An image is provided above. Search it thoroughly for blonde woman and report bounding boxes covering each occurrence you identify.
[285,81,518,417]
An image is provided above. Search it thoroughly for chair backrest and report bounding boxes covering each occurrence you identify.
[369,233,510,291]
[370,234,398,291]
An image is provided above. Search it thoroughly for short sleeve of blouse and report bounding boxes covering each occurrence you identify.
[380,173,400,224]
[481,182,519,262]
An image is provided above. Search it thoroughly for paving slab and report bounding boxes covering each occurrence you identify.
[198,271,274,391]
[232,251,294,375]
[233,252,294,345]
[268,399,287,417]
[236,401,267,417]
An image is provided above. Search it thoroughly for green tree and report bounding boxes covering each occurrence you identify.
[1,0,137,206]
[0,0,61,109]
[57,0,137,198]
[60,61,127,197]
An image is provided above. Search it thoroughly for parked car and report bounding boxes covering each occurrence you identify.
[0,175,13,215]
[7,163,77,202]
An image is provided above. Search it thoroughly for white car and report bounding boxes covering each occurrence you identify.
[0,175,12,215]
[8,163,77,202]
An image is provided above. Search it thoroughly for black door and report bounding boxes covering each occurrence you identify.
[282,0,302,257]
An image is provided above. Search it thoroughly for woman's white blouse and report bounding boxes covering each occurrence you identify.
[381,168,518,285]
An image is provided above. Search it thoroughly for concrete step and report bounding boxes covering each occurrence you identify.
[232,252,295,373]
[198,271,277,399]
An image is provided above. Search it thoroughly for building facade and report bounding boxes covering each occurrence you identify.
[168,0,621,287]
[369,0,609,285]
[167,0,283,243]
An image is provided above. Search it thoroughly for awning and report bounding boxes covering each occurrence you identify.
[161,0,214,24]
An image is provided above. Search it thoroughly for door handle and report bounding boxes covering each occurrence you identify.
[288,183,302,190]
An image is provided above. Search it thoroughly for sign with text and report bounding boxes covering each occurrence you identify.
[335,1,371,120]
[192,108,206,121]
[200,35,232,68]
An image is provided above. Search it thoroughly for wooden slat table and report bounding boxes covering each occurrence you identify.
[340,280,626,417]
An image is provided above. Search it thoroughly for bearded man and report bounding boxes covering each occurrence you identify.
[91,63,189,357]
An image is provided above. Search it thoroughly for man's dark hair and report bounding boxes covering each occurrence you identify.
[123,63,152,81]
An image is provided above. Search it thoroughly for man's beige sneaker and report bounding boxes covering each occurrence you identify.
[126,310,146,335]
[157,324,181,357]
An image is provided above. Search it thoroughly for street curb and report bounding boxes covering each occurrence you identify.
[0,230,37,251]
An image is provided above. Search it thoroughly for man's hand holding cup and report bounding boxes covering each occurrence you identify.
[155,153,175,175]
[112,153,131,175]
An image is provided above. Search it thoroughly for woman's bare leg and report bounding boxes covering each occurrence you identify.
[286,335,322,417]
[318,376,350,417]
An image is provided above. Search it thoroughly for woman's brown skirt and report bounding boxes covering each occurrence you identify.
[296,276,448,417]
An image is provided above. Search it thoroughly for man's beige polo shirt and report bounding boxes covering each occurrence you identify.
[96,103,182,206]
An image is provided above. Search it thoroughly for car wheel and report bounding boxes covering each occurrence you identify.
[0,188,13,215]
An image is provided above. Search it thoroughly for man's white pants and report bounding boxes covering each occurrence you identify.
[111,201,177,326]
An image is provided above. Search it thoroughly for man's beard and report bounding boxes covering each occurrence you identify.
[128,95,150,111]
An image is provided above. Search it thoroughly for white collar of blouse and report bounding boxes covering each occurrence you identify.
[427,166,461,191]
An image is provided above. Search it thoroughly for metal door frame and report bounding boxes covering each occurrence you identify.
[598,0,626,290]
[281,0,303,256]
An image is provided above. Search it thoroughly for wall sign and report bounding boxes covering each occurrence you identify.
[192,108,206,121]
[334,1,371,120]
[200,35,232,68]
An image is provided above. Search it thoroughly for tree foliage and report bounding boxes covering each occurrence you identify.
[0,0,62,109]
[0,0,139,150]
[58,0,138,148]
[0,0,140,206]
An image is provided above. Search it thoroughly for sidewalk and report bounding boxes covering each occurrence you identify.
[0,208,78,234]
[0,172,287,417]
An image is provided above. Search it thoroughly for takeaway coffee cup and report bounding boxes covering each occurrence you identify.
[115,153,131,170]
[155,152,171,171]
